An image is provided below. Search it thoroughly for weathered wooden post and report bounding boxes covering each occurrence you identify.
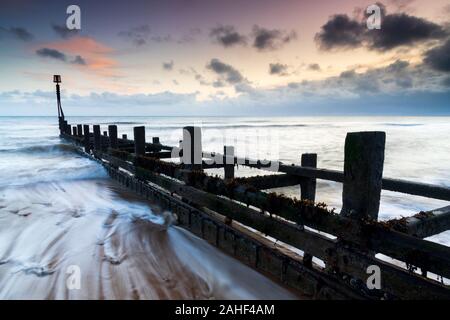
[103,131,107,136]
[77,124,83,137]
[83,125,90,152]
[133,126,146,156]
[300,154,317,202]
[224,146,235,179]
[152,137,160,144]
[300,153,317,268]
[122,134,127,140]
[93,125,101,151]
[108,125,118,149]
[63,120,68,135]
[182,126,202,171]
[341,131,385,221]
[72,126,77,136]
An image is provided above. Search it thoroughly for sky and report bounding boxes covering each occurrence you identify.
[0,0,449,116]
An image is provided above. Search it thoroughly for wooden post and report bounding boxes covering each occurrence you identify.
[152,137,160,144]
[133,126,146,156]
[300,154,317,202]
[108,125,118,149]
[83,125,90,152]
[300,153,317,268]
[224,146,235,179]
[93,125,101,151]
[63,120,68,134]
[182,126,202,171]
[77,124,83,137]
[122,134,127,140]
[103,131,107,136]
[72,126,77,136]
[342,131,385,221]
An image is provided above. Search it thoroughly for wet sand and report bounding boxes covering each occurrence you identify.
[0,179,298,299]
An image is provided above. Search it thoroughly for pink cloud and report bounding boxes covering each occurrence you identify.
[38,36,119,76]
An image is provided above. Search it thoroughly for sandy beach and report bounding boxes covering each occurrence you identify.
[0,177,298,299]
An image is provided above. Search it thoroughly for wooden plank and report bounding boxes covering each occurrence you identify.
[83,125,90,153]
[108,125,118,149]
[182,126,202,171]
[341,132,385,221]
[236,174,301,190]
[382,179,450,202]
[93,125,101,150]
[146,151,173,159]
[133,126,146,156]
[300,153,317,268]
[224,146,235,179]
[388,206,450,238]
[300,154,317,202]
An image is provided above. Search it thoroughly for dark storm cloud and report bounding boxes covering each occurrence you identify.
[51,24,79,39]
[424,39,450,72]
[314,14,364,50]
[315,10,447,51]
[269,63,288,76]
[210,25,246,47]
[36,48,67,61]
[163,60,174,71]
[252,25,297,51]
[206,59,244,84]
[371,13,447,50]
[72,55,86,65]
[0,27,34,41]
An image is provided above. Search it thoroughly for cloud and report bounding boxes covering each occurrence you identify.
[308,63,321,71]
[252,25,297,51]
[72,55,86,65]
[371,13,446,50]
[315,14,364,50]
[118,25,152,46]
[163,60,174,71]
[36,48,67,61]
[269,63,288,76]
[40,36,116,76]
[118,24,194,46]
[51,24,79,39]
[177,28,202,44]
[315,10,447,51]
[0,26,34,41]
[210,25,246,47]
[206,58,244,84]
[424,39,450,72]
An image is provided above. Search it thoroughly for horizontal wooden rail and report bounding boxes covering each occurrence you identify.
[388,206,450,238]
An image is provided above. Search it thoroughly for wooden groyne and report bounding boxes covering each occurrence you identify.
[54,80,450,300]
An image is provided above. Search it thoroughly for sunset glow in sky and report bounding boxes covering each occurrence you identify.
[0,0,449,115]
